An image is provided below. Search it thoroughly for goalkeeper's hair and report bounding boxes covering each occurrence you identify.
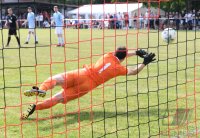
[115,47,127,60]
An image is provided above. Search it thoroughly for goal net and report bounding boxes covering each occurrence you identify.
[0,0,200,137]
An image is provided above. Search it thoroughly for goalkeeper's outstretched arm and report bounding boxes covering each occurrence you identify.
[127,49,147,58]
[127,53,156,76]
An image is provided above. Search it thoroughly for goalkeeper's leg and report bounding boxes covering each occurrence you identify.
[24,73,65,97]
[22,74,97,119]
[40,74,66,91]
[22,90,64,119]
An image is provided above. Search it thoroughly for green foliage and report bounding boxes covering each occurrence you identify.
[143,0,186,12]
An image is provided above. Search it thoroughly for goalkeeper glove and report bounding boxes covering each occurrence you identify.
[136,49,148,58]
[143,53,156,65]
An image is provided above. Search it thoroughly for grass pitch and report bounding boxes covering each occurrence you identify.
[0,28,200,138]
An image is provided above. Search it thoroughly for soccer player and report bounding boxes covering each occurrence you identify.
[51,6,65,47]
[4,8,21,47]
[22,7,38,44]
[21,47,156,119]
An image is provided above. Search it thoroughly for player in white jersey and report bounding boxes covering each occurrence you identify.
[51,6,64,47]
[22,7,38,44]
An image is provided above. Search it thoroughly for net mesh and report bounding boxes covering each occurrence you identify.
[0,0,200,137]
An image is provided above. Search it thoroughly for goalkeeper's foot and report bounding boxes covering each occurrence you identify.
[24,86,46,98]
[21,104,36,119]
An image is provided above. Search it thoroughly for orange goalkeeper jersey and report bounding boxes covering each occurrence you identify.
[84,52,127,85]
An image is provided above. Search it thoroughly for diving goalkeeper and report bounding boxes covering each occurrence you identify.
[21,47,156,119]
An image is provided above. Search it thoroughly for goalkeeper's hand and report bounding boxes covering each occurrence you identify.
[136,49,148,58]
[143,53,156,65]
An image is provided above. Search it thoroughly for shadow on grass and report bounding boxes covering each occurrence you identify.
[24,107,191,131]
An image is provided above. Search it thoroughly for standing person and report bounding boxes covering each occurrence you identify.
[22,7,38,44]
[192,9,196,29]
[113,14,118,29]
[117,12,122,29]
[109,14,114,29]
[155,12,160,30]
[21,47,156,119]
[181,10,186,29]
[4,8,21,47]
[149,11,154,29]
[51,6,65,47]
[124,12,129,29]
[144,11,149,29]
[38,13,44,28]
[139,13,144,29]
[185,11,193,30]
[174,12,180,30]
[133,12,137,29]
[197,10,200,30]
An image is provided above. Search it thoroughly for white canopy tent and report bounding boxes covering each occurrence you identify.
[68,3,143,19]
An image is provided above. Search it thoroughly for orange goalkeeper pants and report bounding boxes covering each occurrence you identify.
[36,68,98,110]
[60,68,98,103]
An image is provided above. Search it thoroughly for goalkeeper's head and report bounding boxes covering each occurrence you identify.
[114,47,127,62]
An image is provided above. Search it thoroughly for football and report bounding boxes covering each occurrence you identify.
[161,28,176,43]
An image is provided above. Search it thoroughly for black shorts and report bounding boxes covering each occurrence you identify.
[8,28,17,35]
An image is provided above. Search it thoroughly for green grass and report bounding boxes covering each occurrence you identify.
[0,28,200,138]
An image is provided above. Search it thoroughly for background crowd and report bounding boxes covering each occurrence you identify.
[0,9,200,30]
[68,9,200,30]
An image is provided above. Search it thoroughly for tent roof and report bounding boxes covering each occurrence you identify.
[68,3,143,15]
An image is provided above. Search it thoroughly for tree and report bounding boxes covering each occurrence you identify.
[143,0,186,12]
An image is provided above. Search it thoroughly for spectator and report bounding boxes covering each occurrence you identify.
[181,10,186,29]
[185,11,193,30]
[133,12,137,29]
[36,14,39,27]
[124,12,129,29]
[113,13,118,29]
[39,13,43,28]
[169,12,174,28]
[109,14,114,29]
[78,16,84,29]
[197,10,200,29]
[43,11,50,22]
[155,12,160,30]
[104,15,109,29]
[149,11,154,29]
[174,12,180,30]
[139,13,144,29]
[117,12,123,29]
[144,10,149,29]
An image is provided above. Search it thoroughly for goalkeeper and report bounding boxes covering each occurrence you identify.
[22,47,156,119]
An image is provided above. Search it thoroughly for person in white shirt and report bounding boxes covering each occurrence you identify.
[144,11,149,29]
[39,13,43,28]
[22,7,38,44]
[192,9,196,27]
[51,6,65,47]
[185,11,193,30]
[139,13,144,29]
[117,12,123,29]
